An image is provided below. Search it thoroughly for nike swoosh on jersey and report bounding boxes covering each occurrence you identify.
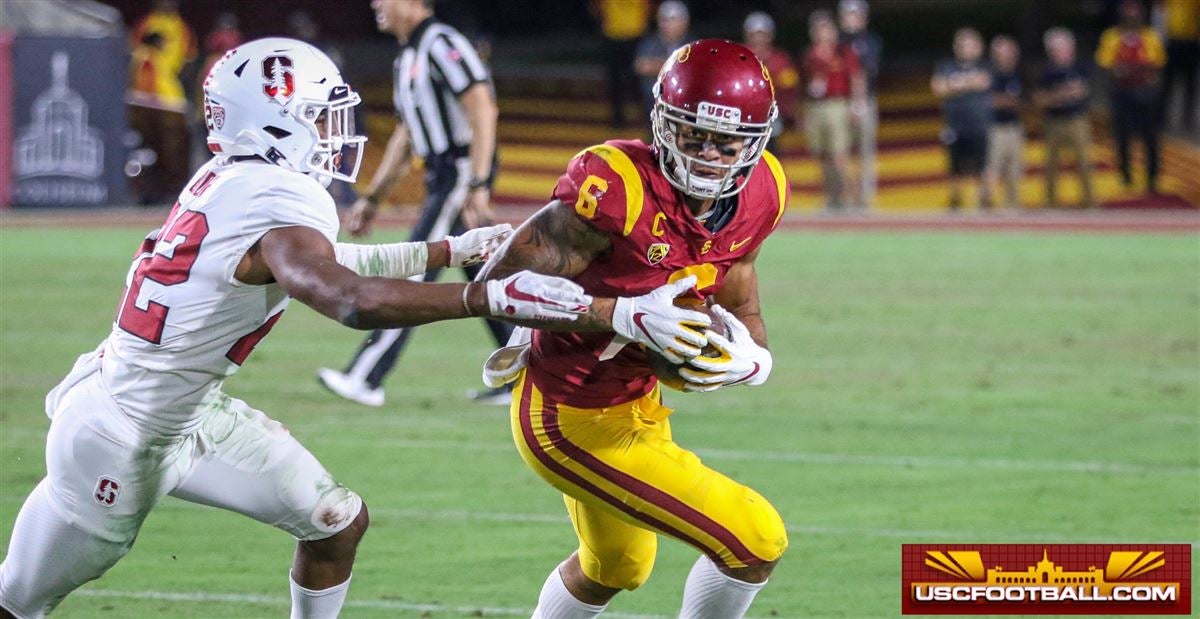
[730,236,753,251]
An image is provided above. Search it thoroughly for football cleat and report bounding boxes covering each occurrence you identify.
[316,368,384,407]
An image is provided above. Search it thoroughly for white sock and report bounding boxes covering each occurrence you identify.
[678,556,766,619]
[531,563,607,619]
[290,571,351,619]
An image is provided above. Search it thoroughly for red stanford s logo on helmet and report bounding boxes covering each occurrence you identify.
[262,55,295,105]
[651,39,777,200]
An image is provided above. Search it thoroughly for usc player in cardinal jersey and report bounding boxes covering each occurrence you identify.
[480,39,790,618]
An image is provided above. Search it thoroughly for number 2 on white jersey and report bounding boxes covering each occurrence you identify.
[115,174,214,344]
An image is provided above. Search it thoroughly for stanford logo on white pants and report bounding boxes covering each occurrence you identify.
[94,476,120,507]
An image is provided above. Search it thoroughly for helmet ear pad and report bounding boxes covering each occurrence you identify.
[201,37,367,184]
[650,39,777,200]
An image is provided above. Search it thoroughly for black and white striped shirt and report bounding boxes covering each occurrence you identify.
[393,18,489,159]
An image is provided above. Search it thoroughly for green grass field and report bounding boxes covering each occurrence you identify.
[1,225,1197,618]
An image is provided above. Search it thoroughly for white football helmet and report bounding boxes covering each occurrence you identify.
[202,37,365,185]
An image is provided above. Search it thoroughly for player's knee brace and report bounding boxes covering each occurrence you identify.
[300,486,364,543]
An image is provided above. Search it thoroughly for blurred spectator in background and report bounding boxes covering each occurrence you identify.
[592,0,650,128]
[288,9,344,67]
[203,12,241,64]
[839,0,882,208]
[986,35,1024,210]
[802,10,863,211]
[1036,28,1095,209]
[128,0,196,205]
[194,12,241,167]
[288,9,359,206]
[932,28,991,211]
[635,0,689,119]
[1158,0,1198,132]
[1097,0,1166,194]
[743,11,798,153]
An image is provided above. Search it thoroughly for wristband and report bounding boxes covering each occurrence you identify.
[462,283,475,316]
[467,176,491,191]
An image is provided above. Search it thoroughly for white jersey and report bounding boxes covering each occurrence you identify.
[100,159,338,438]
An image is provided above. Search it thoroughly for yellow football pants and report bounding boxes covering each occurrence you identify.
[510,372,788,591]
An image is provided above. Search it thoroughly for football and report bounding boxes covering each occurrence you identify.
[648,297,729,392]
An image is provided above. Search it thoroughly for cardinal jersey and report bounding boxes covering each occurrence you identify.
[101,159,339,438]
[528,140,789,408]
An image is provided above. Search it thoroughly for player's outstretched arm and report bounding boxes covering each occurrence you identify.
[247,225,589,330]
[479,201,711,362]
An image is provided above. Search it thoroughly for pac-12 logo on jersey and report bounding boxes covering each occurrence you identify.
[647,243,671,265]
[262,55,295,105]
[94,476,121,507]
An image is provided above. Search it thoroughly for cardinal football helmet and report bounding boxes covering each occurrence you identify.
[202,37,365,185]
[651,39,777,200]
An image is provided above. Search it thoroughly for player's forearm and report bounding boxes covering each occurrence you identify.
[333,240,449,278]
[501,297,616,332]
[475,201,612,329]
[735,311,769,349]
[339,279,484,330]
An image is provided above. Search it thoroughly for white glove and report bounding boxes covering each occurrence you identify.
[485,271,592,322]
[611,276,712,365]
[446,224,513,267]
[680,305,773,389]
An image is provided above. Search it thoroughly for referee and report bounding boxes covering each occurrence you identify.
[318,0,511,407]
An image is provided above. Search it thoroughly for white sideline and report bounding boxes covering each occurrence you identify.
[74,588,673,618]
[361,507,1199,544]
[146,501,1200,544]
[311,436,1200,477]
[5,429,1196,476]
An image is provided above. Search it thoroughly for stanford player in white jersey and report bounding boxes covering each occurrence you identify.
[0,38,597,619]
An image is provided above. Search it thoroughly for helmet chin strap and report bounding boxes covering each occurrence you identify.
[668,147,741,201]
[672,160,722,199]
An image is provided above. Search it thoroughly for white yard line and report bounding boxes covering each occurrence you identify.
[3,427,1195,476]
[307,436,1199,477]
[145,501,1198,545]
[361,507,1199,544]
[74,588,674,618]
